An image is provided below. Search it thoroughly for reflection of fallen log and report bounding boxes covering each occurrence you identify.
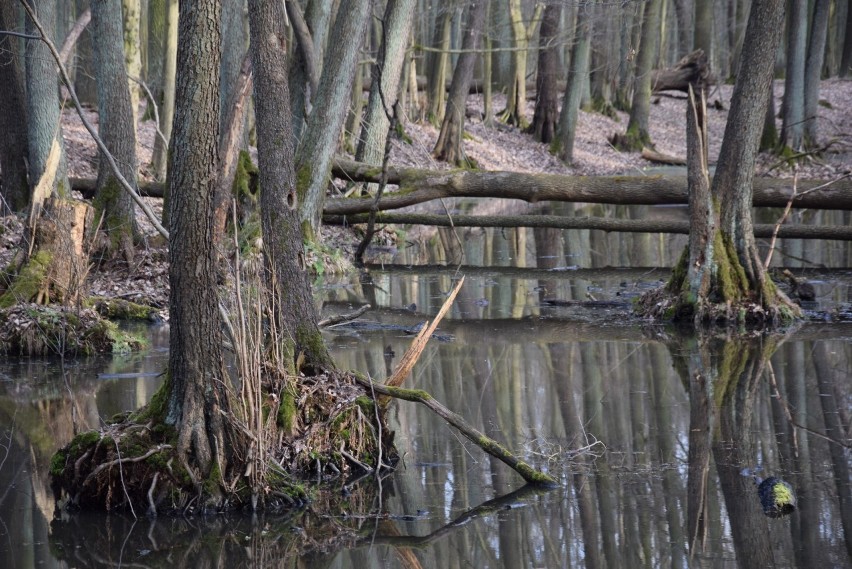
[328,159,852,213]
[641,147,686,166]
[324,211,852,241]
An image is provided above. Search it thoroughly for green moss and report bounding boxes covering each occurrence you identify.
[133,372,171,424]
[93,179,134,251]
[87,297,158,321]
[50,449,68,476]
[277,388,296,433]
[0,250,52,308]
[295,164,312,202]
[667,247,689,293]
[394,121,413,144]
[232,150,259,200]
[714,231,749,303]
[203,462,222,495]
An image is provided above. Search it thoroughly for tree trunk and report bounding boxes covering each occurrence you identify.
[355,0,416,178]
[26,0,70,198]
[247,0,332,372]
[294,0,370,236]
[91,0,139,260]
[73,0,98,106]
[672,0,692,57]
[651,49,711,93]
[803,0,830,148]
[499,0,541,128]
[432,0,487,166]
[0,1,30,213]
[555,4,591,164]
[149,0,177,181]
[841,0,852,77]
[426,10,451,125]
[0,197,92,308]
[165,0,233,483]
[121,0,142,130]
[528,3,561,144]
[780,0,807,151]
[694,0,713,65]
[716,0,786,295]
[616,0,663,151]
[760,85,779,151]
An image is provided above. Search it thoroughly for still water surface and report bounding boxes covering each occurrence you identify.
[1,223,851,568]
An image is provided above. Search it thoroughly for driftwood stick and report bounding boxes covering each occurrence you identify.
[353,373,557,486]
[318,304,371,327]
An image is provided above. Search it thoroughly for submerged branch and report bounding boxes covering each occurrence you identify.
[352,374,557,486]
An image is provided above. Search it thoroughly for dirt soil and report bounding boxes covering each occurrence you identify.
[2,79,850,315]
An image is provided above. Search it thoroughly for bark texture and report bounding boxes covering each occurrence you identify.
[25,0,70,197]
[0,1,30,212]
[780,0,806,151]
[150,0,177,181]
[91,0,139,258]
[295,0,370,234]
[356,0,416,171]
[165,0,232,480]
[803,0,830,147]
[528,3,561,144]
[247,0,332,371]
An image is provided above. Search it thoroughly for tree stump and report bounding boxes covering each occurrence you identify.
[0,197,92,307]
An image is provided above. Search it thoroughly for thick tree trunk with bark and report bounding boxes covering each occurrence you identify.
[654,0,799,324]
[26,0,70,198]
[432,0,487,167]
[528,3,561,144]
[0,2,30,213]
[165,0,234,483]
[91,0,139,260]
[295,0,370,236]
[121,0,141,128]
[498,0,541,128]
[248,0,332,372]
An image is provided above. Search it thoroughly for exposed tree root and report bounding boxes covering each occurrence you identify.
[51,369,397,514]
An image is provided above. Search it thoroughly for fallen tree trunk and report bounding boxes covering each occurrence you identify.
[71,176,165,198]
[328,159,852,213]
[324,211,852,240]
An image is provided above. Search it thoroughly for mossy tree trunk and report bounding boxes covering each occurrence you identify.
[426,10,451,125]
[432,0,487,167]
[164,0,236,485]
[91,0,139,261]
[248,0,333,373]
[665,0,798,324]
[498,0,542,128]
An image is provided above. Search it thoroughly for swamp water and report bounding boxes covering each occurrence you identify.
[1,221,851,568]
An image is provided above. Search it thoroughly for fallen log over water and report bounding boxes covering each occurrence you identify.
[328,159,852,213]
[324,212,852,240]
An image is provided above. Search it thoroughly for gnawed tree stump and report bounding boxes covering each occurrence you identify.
[0,197,92,307]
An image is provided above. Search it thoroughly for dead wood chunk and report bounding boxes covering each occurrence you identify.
[641,147,686,166]
[651,49,711,93]
[35,197,93,305]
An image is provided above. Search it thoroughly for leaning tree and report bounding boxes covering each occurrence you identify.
[641,0,799,324]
